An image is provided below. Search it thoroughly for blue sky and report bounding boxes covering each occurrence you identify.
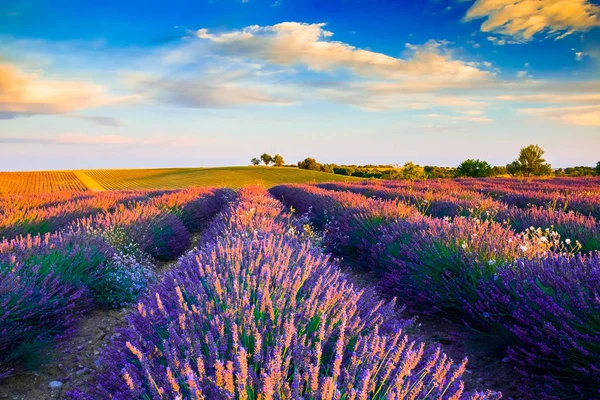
[1,0,599,170]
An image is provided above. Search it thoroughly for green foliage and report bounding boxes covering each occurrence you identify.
[297,157,321,171]
[401,162,426,180]
[250,158,260,166]
[596,161,600,176]
[456,159,492,177]
[333,166,356,176]
[260,153,273,166]
[424,166,456,178]
[272,154,285,167]
[490,166,508,176]
[507,144,552,177]
[555,166,596,177]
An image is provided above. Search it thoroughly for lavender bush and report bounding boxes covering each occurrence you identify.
[1,188,226,379]
[468,253,600,399]
[78,187,497,399]
[274,183,600,399]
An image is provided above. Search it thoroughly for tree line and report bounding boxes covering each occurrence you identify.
[252,145,600,179]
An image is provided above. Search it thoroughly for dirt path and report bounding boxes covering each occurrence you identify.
[0,308,128,400]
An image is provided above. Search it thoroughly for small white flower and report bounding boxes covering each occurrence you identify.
[565,238,571,245]
[461,242,468,249]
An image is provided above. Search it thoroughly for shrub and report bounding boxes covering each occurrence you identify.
[468,253,600,399]
[88,249,155,309]
[78,187,497,400]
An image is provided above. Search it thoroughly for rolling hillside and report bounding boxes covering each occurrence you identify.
[0,167,364,193]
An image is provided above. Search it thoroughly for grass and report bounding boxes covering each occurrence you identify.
[75,167,365,191]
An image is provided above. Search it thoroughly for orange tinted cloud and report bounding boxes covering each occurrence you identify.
[521,105,600,126]
[0,63,134,118]
[465,0,600,40]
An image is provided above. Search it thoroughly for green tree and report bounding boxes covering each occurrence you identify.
[456,159,492,178]
[490,166,508,177]
[401,162,426,180]
[596,161,600,176]
[297,157,321,171]
[273,154,285,167]
[506,145,552,177]
[260,153,273,166]
[320,163,335,174]
[251,157,260,166]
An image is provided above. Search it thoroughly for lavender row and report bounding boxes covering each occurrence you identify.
[0,190,167,240]
[316,182,600,252]
[271,184,600,399]
[0,188,230,378]
[381,178,600,219]
[76,186,498,399]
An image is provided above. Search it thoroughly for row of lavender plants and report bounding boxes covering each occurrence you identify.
[367,178,600,219]
[271,184,600,399]
[0,188,231,378]
[75,186,498,399]
[0,190,169,240]
[316,182,600,252]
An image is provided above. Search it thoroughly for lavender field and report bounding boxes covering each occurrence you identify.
[1,178,600,399]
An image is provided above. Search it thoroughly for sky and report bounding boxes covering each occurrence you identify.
[1,0,599,170]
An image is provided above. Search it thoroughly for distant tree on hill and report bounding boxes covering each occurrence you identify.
[260,153,273,166]
[596,161,600,176]
[251,157,260,166]
[424,166,456,179]
[273,154,285,167]
[298,157,321,171]
[401,162,426,180]
[456,159,492,178]
[319,163,335,174]
[490,166,509,177]
[507,144,552,177]
[558,166,596,177]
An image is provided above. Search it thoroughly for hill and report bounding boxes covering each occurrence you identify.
[0,167,364,193]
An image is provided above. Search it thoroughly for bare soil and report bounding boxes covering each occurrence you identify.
[0,308,128,400]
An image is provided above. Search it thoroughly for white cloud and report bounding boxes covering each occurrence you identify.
[196,23,491,83]
[125,69,294,109]
[465,0,600,40]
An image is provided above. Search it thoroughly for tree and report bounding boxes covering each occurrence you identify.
[401,162,426,180]
[297,157,321,171]
[490,166,508,177]
[456,159,492,178]
[251,157,260,166]
[506,144,552,177]
[596,161,600,176]
[260,153,273,166]
[273,154,285,167]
